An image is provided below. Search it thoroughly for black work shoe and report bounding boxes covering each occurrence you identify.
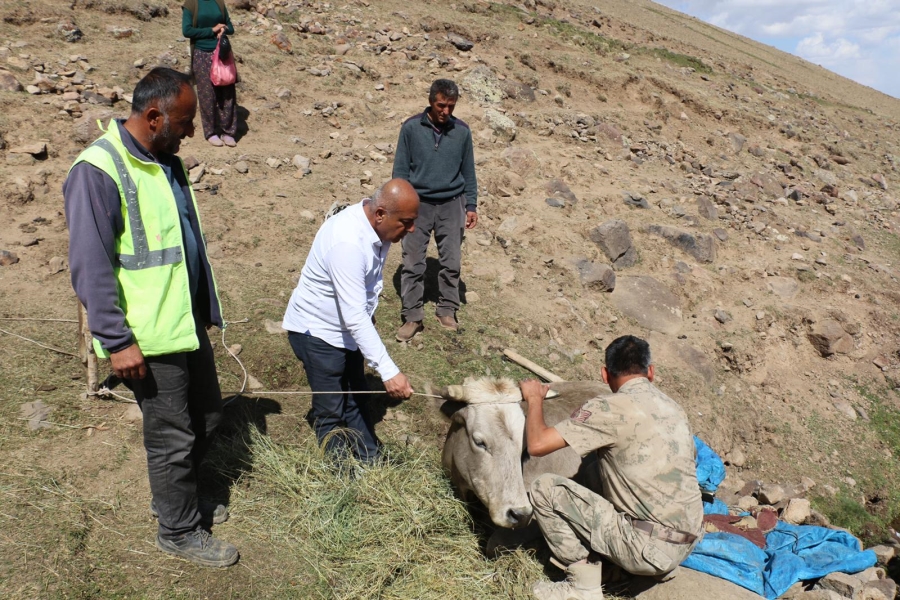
[150,498,229,525]
[156,528,239,568]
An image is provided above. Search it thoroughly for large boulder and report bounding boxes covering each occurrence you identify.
[576,260,615,292]
[483,109,516,142]
[631,567,763,599]
[461,66,503,104]
[807,320,854,357]
[589,219,637,268]
[502,146,540,176]
[611,276,682,335]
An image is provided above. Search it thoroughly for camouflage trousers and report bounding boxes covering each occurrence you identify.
[529,473,696,576]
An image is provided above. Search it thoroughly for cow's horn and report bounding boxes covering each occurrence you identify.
[441,384,468,401]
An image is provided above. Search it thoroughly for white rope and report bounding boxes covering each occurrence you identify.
[0,327,79,358]
[86,388,137,404]
[0,317,78,323]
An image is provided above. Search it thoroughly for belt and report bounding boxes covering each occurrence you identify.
[626,516,697,545]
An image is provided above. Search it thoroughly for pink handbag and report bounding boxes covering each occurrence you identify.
[209,36,236,86]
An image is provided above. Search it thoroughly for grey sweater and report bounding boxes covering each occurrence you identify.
[392,109,478,210]
[63,121,220,353]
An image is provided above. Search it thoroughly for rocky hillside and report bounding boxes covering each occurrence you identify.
[2,0,900,577]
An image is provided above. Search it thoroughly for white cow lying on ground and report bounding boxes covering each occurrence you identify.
[437,377,607,547]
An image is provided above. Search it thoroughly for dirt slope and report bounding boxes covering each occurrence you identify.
[1,0,900,595]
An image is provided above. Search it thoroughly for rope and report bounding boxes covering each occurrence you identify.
[86,388,137,404]
[0,317,78,323]
[0,327,79,358]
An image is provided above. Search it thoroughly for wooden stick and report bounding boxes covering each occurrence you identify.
[502,349,563,382]
[78,302,99,393]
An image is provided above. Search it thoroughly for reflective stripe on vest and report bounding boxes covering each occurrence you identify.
[91,138,184,270]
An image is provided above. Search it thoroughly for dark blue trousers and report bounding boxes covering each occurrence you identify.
[287,331,381,463]
[126,322,222,539]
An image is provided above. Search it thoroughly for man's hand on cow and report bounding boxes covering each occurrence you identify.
[110,343,147,380]
[520,379,550,404]
[465,210,478,229]
[384,372,414,400]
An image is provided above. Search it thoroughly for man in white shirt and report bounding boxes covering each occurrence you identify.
[283,179,417,463]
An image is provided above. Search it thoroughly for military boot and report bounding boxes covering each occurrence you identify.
[533,562,604,600]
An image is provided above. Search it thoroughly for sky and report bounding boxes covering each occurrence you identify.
[651,0,900,100]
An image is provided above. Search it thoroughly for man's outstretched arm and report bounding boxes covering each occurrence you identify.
[520,379,568,457]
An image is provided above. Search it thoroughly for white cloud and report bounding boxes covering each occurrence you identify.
[796,33,861,61]
[653,0,900,98]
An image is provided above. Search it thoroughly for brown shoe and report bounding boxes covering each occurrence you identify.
[396,320,423,342]
[436,314,458,331]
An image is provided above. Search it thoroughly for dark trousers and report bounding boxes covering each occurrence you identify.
[192,47,237,140]
[400,195,466,323]
[287,332,381,463]
[126,323,222,539]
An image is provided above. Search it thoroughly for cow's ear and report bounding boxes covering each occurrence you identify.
[437,398,467,422]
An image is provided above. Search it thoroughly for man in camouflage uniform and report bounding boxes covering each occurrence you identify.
[520,335,703,600]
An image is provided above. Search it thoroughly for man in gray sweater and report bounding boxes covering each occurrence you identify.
[393,79,478,341]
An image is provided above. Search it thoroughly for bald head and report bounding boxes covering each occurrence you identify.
[366,178,420,243]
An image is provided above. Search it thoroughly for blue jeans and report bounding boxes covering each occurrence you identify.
[287,332,381,463]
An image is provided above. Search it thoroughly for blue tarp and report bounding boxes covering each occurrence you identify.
[694,436,726,495]
[684,522,877,599]
[687,439,875,598]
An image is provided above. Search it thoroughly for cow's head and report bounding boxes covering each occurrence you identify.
[438,377,533,528]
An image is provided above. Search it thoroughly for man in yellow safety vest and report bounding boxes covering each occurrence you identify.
[64,67,238,568]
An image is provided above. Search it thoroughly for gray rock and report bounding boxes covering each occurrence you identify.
[73,110,116,144]
[728,132,746,153]
[182,155,200,171]
[611,276,682,335]
[20,401,52,430]
[48,256,68,274]
[864,579,897,600]
[0,69,23,92]
[546,179,577,205]
[589,220,637,269]
[623,191,650,209]
[123,403,143,422]
[502,146,539,175]
[832,400,858,421]
[631,566,764,599]
[545,197,565,208]
[782,498,811,524]
[9,142,46,156]
[757,483,785,505]
[292,154,311,171]
[807,320,854,356]
[868,545,896,567]
[0,250,20,266]
[576,260,616,292]
[264,319,286,334]
[57,19,83,43]
[715,309,732,324]
[646,225,717,263]
[647,332,716,386]
[767,276,799,299]
[697,196,718,220]
[713,228,729,242]
[447,33,473,51]
[814,572,863,598]
[483,109,517,142]
[233,161,249,174]
[791,591,842,600]
[461,66,503,104]
[500,80,535,102]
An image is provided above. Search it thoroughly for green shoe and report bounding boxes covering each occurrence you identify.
[150,498,229,525]
[156,528,239,568]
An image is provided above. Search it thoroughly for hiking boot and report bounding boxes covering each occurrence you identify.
[156,528,239,568]
[533,562,603,600]
[396,320,423,342]
[436,314,458,331]
[151,498,229,525]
